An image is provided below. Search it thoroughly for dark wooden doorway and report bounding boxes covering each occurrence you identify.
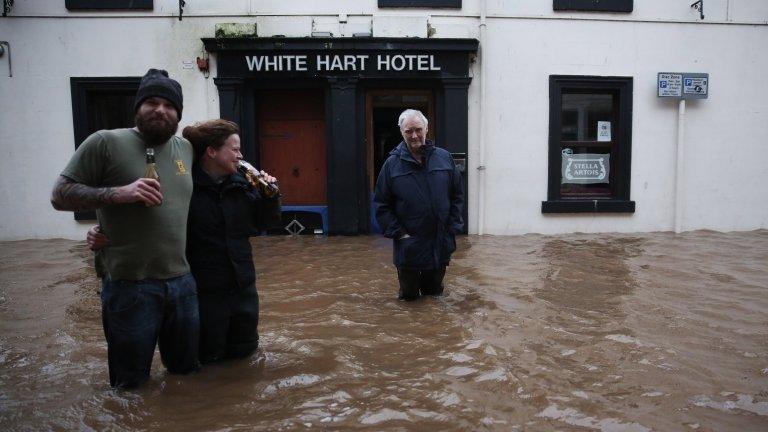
[257,89,326,205]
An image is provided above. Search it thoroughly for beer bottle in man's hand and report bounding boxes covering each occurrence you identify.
[143,147,161,206]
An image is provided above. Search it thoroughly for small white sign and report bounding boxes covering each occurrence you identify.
[658,73,683,97]
[597,121,611,142]
[182,60,195,70]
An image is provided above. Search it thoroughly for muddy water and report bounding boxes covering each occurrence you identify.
[1,231,767,431]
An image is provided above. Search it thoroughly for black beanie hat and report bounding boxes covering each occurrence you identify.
[134,68,183,119]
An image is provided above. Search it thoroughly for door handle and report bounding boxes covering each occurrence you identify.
[292,166,300,177]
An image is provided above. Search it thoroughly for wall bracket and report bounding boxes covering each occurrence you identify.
[690,0,704,20]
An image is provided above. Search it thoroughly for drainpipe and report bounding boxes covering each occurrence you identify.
[477,0,488,235]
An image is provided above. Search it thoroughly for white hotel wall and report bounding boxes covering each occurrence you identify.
[0,1,766,239]
[474,18,768,235]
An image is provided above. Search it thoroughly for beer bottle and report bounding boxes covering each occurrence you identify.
[238,160,279,198]
[144,148,160,180]
[143,147,161,206]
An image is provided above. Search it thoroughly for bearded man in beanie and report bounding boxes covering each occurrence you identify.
[51,68,199,388]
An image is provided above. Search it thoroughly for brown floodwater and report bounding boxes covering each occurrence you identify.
[1,231,767,431]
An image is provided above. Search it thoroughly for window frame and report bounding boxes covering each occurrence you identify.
[553,0,633,13]
[542,75,635,214]
[65,0,153,10]
[378,0,461,8]
[70,76,141,221]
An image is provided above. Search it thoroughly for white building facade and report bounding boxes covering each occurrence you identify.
[1,0,766,240]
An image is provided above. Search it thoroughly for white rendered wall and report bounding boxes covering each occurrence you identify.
[475,18,768,235]
[0,1,766,239]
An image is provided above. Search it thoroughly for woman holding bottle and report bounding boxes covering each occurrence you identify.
[89,119,281,364]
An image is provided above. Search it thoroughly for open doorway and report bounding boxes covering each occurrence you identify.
[366,90,435,232]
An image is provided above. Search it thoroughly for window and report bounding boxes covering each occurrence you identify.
[66,0,153,10]
[553,0,633,13]
[379,0,461,8]
[542,76,635,213]
[70,77,141,220]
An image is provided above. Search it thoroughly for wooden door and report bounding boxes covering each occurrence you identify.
[258,89,326,205]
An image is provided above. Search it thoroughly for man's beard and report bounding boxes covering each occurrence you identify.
[135,111,178,146]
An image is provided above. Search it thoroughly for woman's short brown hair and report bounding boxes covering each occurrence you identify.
[182,119,240,159]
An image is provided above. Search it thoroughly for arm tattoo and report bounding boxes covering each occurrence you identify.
[50,176,118,211]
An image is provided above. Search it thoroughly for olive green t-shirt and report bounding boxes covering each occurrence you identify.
[62,128,194,281]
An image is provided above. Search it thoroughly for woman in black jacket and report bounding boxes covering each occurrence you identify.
[89,119,281,364]
[183,119,281,363]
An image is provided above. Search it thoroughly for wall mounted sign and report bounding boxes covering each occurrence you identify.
[204,37,477,80]
[658,72,709,99]
[214,50,469,79]
[658,73,683,97]
[562,153,610,184]
[597,121,611,142]
[682,74,709,99]
[245,54,442,73]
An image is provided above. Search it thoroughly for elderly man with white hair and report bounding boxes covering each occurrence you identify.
[373,109,464,301]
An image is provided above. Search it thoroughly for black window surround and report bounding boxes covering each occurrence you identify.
[70,77,141,221]
[379,0,461,8]
[542,75,635,214]
[553,0,633,13]
[66,0,153,10]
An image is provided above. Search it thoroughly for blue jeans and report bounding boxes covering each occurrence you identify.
[101,273,200,388]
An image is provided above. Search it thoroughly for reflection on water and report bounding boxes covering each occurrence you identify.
[1,231,767,431]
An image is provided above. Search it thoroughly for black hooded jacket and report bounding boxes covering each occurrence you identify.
[186,164,281,293]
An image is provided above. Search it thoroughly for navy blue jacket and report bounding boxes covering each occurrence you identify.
[186,165,281,294]
[374,141,464,269]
